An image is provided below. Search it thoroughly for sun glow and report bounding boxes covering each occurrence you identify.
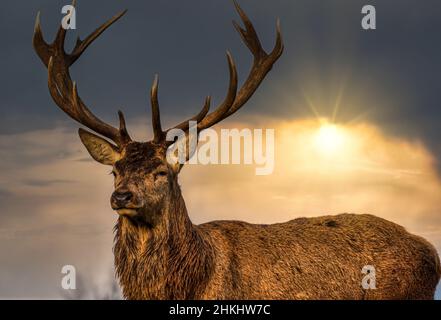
[314,121,346,155]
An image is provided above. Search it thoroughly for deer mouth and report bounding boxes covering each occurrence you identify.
[115,208,139,216]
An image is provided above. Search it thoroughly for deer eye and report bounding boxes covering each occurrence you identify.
[155,171,168,178]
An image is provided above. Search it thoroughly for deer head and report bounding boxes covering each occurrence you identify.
[33,1,283,227]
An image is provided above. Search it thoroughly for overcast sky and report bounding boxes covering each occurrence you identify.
[0,0,440,299]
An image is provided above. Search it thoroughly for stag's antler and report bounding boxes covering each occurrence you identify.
[33,1,131,148]
[33,1,283,150]
[155,0,284,145]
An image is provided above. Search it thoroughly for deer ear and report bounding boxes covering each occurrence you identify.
[78,128,121,165]
[166,142,183,174]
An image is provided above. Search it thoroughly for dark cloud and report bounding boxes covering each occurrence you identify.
[1,0,440,169]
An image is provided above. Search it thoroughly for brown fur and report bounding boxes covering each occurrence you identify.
[112,143,441,300]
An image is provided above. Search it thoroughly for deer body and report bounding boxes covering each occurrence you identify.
[34,1,440,300]
[113,175,440,299]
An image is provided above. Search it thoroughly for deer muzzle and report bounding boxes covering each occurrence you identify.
[111,190,139,216]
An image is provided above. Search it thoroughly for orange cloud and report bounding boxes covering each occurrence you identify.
[1,118,440,297]
[181,118,441,250]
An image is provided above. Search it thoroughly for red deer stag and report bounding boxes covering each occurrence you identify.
[33,1,440,299]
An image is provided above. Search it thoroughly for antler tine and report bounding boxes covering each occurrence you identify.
[154,75,212,144]
[272,18,284,60]
[165,1,283,144]
[195,51,238,131]
[118,110,131,142]
[164,51,238,138]
[222,0,284,120]
[150,75,165,142]
[33,2,131,147]
[165,96,211,136]
[33,11,52,67]
[69,9,128,65]
[232,0,265,60]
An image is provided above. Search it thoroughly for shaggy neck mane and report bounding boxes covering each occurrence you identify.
[113,181,214,300]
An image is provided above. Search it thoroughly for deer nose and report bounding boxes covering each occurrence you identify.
[111,190,133,207]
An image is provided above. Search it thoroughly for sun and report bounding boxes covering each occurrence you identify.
[315,121,345,154]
